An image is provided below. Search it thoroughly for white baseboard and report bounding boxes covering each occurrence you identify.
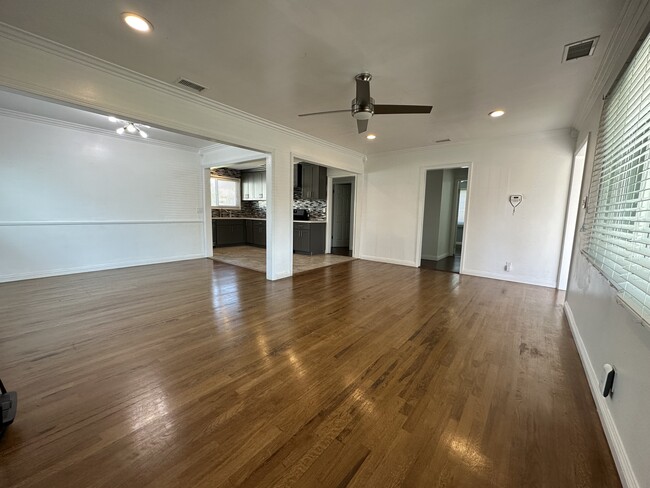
[461,268,556,288]
[421,252,451,261]
[563,302,639,488]
[0,254,205,283]
[358,255,417,267]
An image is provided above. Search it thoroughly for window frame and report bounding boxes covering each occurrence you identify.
[210,176,241,210]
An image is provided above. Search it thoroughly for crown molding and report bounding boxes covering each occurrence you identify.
[0,22,365,162]
[573,0,650,129]
[0,106,206,152]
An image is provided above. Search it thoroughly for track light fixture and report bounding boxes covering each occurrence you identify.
[108,116,149,138]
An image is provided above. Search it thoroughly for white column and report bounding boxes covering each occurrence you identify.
[266,149,293,280]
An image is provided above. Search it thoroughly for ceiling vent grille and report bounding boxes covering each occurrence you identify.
[563,37,599,62]
[176,77,207,93]
[435,138,451,143]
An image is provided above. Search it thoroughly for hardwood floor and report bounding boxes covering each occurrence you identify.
[0,259,620,487]
[421,255,461,273]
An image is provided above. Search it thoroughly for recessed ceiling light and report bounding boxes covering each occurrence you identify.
[366,134,377,140]
[489,109,505,118]
[122,12,153,32]
[108,116,118,123]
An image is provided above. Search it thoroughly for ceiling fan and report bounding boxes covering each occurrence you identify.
[298,73,433,134]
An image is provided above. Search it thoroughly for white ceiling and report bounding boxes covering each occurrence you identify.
[0,0,624,154]
[0,88,218,149]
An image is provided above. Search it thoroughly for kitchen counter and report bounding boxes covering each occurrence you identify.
[212,217,265,221]
[213,217,326,223]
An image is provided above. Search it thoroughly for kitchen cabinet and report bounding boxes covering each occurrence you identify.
[300,164,327,200]
[293,222,326,255]
[245,220,254,244]
[252,220,266,247]
[214,219,246,246]
[242,171,266,201]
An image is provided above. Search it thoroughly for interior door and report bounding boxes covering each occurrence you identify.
[332,183,351,247]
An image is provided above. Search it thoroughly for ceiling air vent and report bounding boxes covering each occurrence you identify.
[435,138,451,144]
[176,77,207,93]
[563,37,599,62]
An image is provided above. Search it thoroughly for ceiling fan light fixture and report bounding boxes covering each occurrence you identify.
[122,12,153,32]
[489,109,505,118]
[353,110,373,120]
[126,123,137,133]
[366,134,376,140]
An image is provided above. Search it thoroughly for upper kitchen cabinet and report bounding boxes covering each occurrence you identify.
[242,171,266,201]
[300,163,327,200]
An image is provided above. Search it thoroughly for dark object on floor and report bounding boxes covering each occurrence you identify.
[1,377,17,439]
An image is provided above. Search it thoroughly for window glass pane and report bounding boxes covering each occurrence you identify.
[211,177,240,208]
[457,189,467,225]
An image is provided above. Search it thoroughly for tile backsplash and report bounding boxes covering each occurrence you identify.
[211,199,326,220]
[293,198,327,220]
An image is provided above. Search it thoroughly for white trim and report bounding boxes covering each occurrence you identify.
[0,106,204,152]
[421,252,452,261]
[0,254,205,283]
[415,162,472,275]
[0,22,364,162]
[563,302,639,488]
[358,255,418,267]
[557,136,589,290]
[461,268,556,288]
[0,220,202,226]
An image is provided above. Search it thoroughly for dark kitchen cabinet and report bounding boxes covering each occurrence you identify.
[252,220,266,247]
[293,222,326,255]
[214,219,246,246]
[245,220,254,244]
[300,163,327,200]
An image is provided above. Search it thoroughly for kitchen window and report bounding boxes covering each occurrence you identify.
[210,176,241,209]
[582,30,650,324]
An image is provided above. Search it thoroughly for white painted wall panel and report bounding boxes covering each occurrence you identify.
[0,113,204,282]
[362,130,574,287]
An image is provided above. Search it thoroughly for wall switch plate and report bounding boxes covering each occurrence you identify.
[505,261,512,272]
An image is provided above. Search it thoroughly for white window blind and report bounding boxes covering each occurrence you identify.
[583,31,650,324]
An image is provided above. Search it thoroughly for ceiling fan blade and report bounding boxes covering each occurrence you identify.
[298,109,350,117]
[374,104,433,115]
[357,119,368,134]
[356,74,371,104]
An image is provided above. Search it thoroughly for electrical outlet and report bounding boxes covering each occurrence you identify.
[504,261,512,272]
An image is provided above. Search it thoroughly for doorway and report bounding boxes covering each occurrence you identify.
[420,167,469,273]
[331,177,355,257]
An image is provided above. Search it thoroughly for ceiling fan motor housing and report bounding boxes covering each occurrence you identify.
[352,97,374,120]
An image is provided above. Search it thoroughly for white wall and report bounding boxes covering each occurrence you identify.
[437,169,455,259]
[421,170,443,260]
[0,112,204,282]
[565,99,650,488]
[361,130,574,287]
[0,24,365,281]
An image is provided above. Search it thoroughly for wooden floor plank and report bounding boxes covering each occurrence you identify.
[0,258,621,487]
